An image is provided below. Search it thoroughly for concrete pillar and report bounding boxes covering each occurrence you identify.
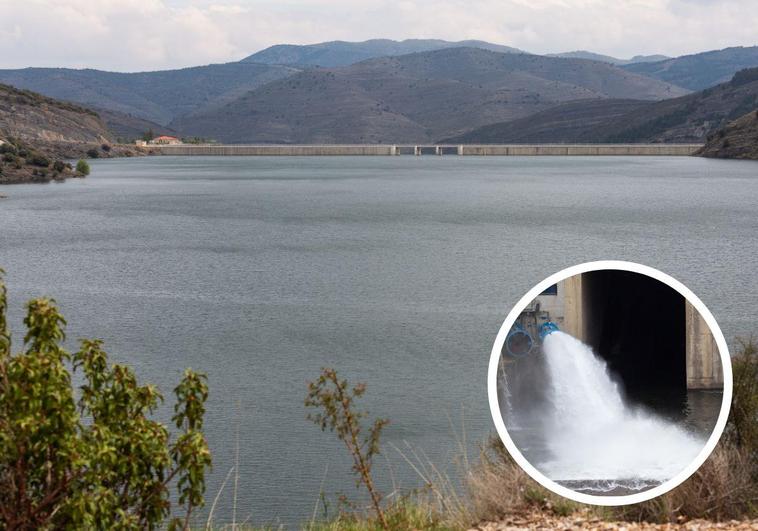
[435,146,442,155]
[562,274,585,342]
[686,301,723,389]
[414,146,421,156]
[458,145,464,156]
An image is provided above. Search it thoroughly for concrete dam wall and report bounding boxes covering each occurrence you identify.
[150,144,703,156]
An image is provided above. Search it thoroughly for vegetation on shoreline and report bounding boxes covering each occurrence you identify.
[0,271,212,529]
[0,137,82,184]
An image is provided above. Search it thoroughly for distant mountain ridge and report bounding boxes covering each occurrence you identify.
[444,67,758,144]
[548,51,670,65]
[240,38,524,66]
[0,62,297,126]
[1,38,756,144]
[173,47,688,144]
[622,46,758,90]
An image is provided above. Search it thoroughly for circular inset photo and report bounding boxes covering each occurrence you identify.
[488,261,732,506]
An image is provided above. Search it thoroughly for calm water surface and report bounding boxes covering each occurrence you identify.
[1,156,757,525]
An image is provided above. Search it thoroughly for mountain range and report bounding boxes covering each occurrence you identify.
[622,46,758,91]
[240,38,523,67]
[0,39,757,144]
[0,62,296,126]
[548,51,670,65]
[172,47,685,143]
[447,67,758,144]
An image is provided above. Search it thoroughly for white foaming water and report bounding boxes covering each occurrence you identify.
[538,331,704,483]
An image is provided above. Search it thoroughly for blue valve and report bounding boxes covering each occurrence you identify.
[504,323,534,359]
[538,321,559,340]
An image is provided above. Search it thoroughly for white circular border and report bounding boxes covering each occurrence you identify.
[487,260,733,506]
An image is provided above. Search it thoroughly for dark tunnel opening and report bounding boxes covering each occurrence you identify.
[582,270,686,412]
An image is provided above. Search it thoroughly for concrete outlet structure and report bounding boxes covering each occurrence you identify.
[515,272,723,390]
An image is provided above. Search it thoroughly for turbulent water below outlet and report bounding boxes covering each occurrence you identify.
[532,332,706,493]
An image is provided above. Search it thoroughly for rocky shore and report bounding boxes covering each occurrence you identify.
[697,109,758,160]
[0,139,152,184]
[472,511,758,530]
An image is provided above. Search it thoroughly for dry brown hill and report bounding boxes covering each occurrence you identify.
[445,67,758,144]
[172,47,687,144]
[0,84,143,184]
[0,83,111,144]
[697,109,758,159]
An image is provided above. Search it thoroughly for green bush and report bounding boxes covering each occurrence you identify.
[76,159,90,176]
[86,148,99,158]
[306,368,390,529]
[52,160,69,173]
[0,270,211,529]
[101,143,111,152]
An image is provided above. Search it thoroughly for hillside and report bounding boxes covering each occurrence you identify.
[95,108,177,142]
[697,109,758,159]
[442,99,650,143]
[0,84,144,184]
[0,62,297,126]
[0,83,111,143]
[173,47,688,144]
[240,38,523,66]
[548,51,670,65]
[623,46,758,90]
[446,67,758,144]
[0,84,143,184]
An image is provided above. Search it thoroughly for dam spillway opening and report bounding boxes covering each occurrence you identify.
[581,270,687,409]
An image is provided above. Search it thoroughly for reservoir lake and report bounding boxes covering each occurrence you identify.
[1,155,757,525]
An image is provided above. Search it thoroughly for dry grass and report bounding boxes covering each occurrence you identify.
[611,442,757,523]
[612,339,758,523]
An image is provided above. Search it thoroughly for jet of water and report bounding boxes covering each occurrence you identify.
[538,331,704,485]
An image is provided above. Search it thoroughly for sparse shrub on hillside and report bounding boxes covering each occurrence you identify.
[86,148,99,158]
[76,159,90,176]
[101,143,111,152]
[306,368,390,529]
[26,153,50,167]
[0,270,212,530]
[0,142,16,155]
[730,67,758,87]
[729,339,758,457]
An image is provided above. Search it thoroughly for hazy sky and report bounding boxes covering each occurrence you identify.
[1,0,756,71]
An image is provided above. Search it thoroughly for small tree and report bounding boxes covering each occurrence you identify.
[76,159,90,176]
[0,270,211,529]
[305,368,389,528]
